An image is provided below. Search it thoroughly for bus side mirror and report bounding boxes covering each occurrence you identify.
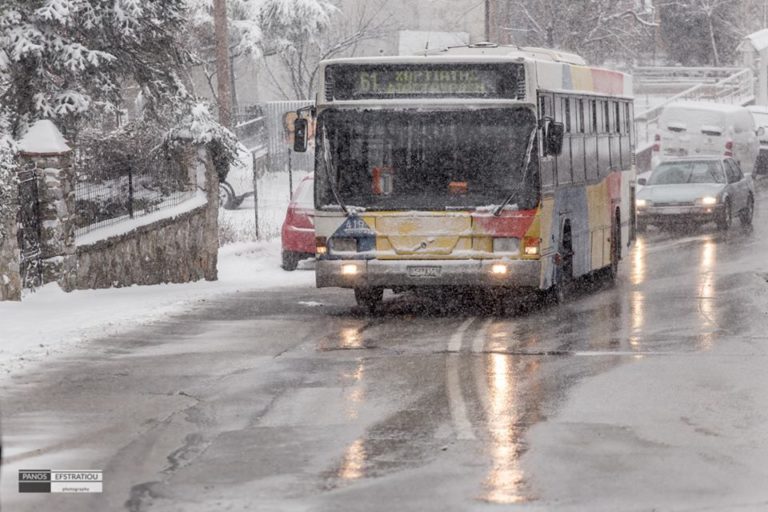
[294,118,308,153]
[638,178,647,186]
[546,122,565,156]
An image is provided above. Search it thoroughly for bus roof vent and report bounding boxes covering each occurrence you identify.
[469,42,499,49]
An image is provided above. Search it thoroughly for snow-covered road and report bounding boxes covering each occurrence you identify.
[2,190,768,511]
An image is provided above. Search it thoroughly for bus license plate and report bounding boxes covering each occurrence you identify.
[408,266,442,278]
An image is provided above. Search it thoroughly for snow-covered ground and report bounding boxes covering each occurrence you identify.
[0,200,315,380]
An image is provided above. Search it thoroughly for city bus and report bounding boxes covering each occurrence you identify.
[293,43,636,311]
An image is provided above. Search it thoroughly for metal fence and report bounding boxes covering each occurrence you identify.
[263,100,315,174]
[17,167,42,289]
[75,143,194,236]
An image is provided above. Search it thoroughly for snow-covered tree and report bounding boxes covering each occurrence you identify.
[188,0,337,101]
[0,110,17,243]
[501,0,656,64]
[0,0,193,138]
[265,0,393,99]
[658,0,755,66]
[189,0,336,60]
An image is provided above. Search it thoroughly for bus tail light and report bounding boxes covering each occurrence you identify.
[725,140,734,157]
[523,237,541,257]
[316,236,328,255]
[652,134,660,153]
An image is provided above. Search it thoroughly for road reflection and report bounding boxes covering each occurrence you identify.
[631,237,646,285]
[343,360,366,420]
[481,353,526,503]
[339,438,366,481]
[697,237,718,350]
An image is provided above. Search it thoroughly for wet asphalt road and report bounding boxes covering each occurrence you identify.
[2,187,768,511]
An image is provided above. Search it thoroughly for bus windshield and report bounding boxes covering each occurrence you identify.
[315,108,539,211]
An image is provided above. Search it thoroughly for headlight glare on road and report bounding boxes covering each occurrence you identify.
[698,196,718,206]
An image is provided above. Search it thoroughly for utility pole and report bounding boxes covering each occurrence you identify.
[213,0,232,129]
[485,0,491,41]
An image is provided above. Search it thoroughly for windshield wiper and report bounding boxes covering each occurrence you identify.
[494,126,538,217]
[320,125,349,216]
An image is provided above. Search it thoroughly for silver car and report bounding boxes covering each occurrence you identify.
[636,157,755,232]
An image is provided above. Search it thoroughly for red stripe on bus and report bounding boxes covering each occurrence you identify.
[472,209,537,238]
[591,69,624,96]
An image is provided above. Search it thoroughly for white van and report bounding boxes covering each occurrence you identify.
[653,102,759,174]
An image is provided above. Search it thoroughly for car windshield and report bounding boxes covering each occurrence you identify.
[751,112,768,128]
[649,161,726,185]
[314,108,539,211]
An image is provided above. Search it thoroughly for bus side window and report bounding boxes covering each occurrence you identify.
[625,103,632,134]
[579,100,585,133]
[615,102,622,134]
[563,98,571,132]
[592,100,598,133]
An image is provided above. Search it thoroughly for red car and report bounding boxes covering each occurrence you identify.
[281,174,315,270]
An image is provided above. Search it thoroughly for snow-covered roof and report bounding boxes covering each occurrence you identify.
[664,101,749,114]
[743,29,768,53]
[440,44,587,65]
[18,120,71,155]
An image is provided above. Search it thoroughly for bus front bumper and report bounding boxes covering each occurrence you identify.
[316,259,541,289]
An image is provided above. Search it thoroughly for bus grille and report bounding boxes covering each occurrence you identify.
[654,201,694,207]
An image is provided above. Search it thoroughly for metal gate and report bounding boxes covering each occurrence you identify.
[17,168,42,289]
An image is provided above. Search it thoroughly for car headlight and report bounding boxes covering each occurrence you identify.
[696,196,718,206]
[636,199,650,208]
[492,238,520,253]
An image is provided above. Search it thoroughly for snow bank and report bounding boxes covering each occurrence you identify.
[0,240,314,379]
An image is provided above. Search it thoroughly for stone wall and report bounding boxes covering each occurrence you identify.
[76,205,216,289]
[74,145,219,290]
[0,122,220,301]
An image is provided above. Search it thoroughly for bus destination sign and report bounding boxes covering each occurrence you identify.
[328,63,523,100]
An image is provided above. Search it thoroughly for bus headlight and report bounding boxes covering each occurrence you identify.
[316,236,328,255]
[341,264,359,276]
[636,199,649,208]
[523,237,541,257]
[492,238,520,253]
[491,264,508,275]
